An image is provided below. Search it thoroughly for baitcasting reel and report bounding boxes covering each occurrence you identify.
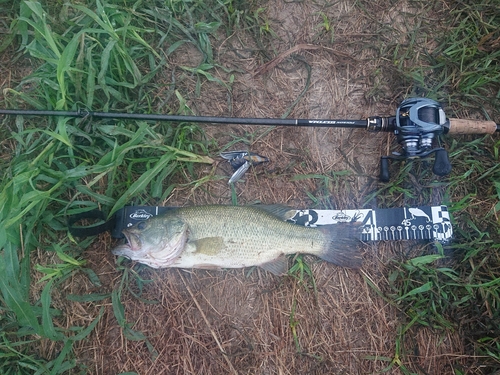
[378,98,452,182]
[1,97,498,183]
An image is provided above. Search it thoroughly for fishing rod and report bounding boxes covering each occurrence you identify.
[1,98,498,181]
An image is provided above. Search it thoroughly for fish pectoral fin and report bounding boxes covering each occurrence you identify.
[253,204,296,221]
[193,237,226,255]
[259,254,288,276]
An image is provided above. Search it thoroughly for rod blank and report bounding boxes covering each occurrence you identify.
[0,109,368,129]
[1,108,498,132]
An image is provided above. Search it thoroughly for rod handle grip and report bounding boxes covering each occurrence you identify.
[448,118,498,134]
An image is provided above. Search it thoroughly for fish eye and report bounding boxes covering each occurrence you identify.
[136,221,147,230]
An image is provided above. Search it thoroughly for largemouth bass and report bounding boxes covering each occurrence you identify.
[112,205,362,275]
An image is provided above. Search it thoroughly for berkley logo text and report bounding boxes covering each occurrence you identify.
[129,209,153,220]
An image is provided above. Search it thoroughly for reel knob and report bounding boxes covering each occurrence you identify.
[432,149,452,176]
[380,157,391,182]
[379,98,452,182]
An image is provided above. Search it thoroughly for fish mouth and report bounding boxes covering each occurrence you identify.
[112,230,141,255]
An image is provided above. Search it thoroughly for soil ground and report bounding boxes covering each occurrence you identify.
[4,0,487,374]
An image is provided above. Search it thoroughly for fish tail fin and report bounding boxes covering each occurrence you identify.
[318,223,363,268]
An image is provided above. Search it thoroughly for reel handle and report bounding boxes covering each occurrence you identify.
[379,148,452,182]
[378,98,499,182]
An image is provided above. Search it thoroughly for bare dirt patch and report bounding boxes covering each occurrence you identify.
[38,0,483,373]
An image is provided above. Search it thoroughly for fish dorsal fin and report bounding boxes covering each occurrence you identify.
[259,254,288,275]
[253,204,296,221]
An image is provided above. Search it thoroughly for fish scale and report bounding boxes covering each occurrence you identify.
[175,206,325,268]
[112,205,362,275]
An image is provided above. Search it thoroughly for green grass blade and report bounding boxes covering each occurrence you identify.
[109,152,176,217]
[71,307,104,341]
[396,281,433,301]
[56,33,81,110]
[98,38,118,99]
[0,244,42,333]
[48,339,74,375]
[20,1,61,58]
[41,279,63,340]
[69,2,118,39]
[111,288,126,327]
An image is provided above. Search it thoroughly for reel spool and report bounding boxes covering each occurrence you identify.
[1,97,496,183]
[379,98,452,182]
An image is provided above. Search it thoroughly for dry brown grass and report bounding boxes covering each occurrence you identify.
[61,240,473,374]
[23,0,488,373]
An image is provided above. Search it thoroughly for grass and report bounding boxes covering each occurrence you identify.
[376,145,500,359]
[345,0,500,372]
[366,0,500,369]
[431,0,500,110]
[0,0,221,372]
[0,0,499,373]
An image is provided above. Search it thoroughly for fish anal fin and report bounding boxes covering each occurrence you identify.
[259,254,288,275]
[318,223,363,269]
[193,237,226,255]
[253,204,296,221]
